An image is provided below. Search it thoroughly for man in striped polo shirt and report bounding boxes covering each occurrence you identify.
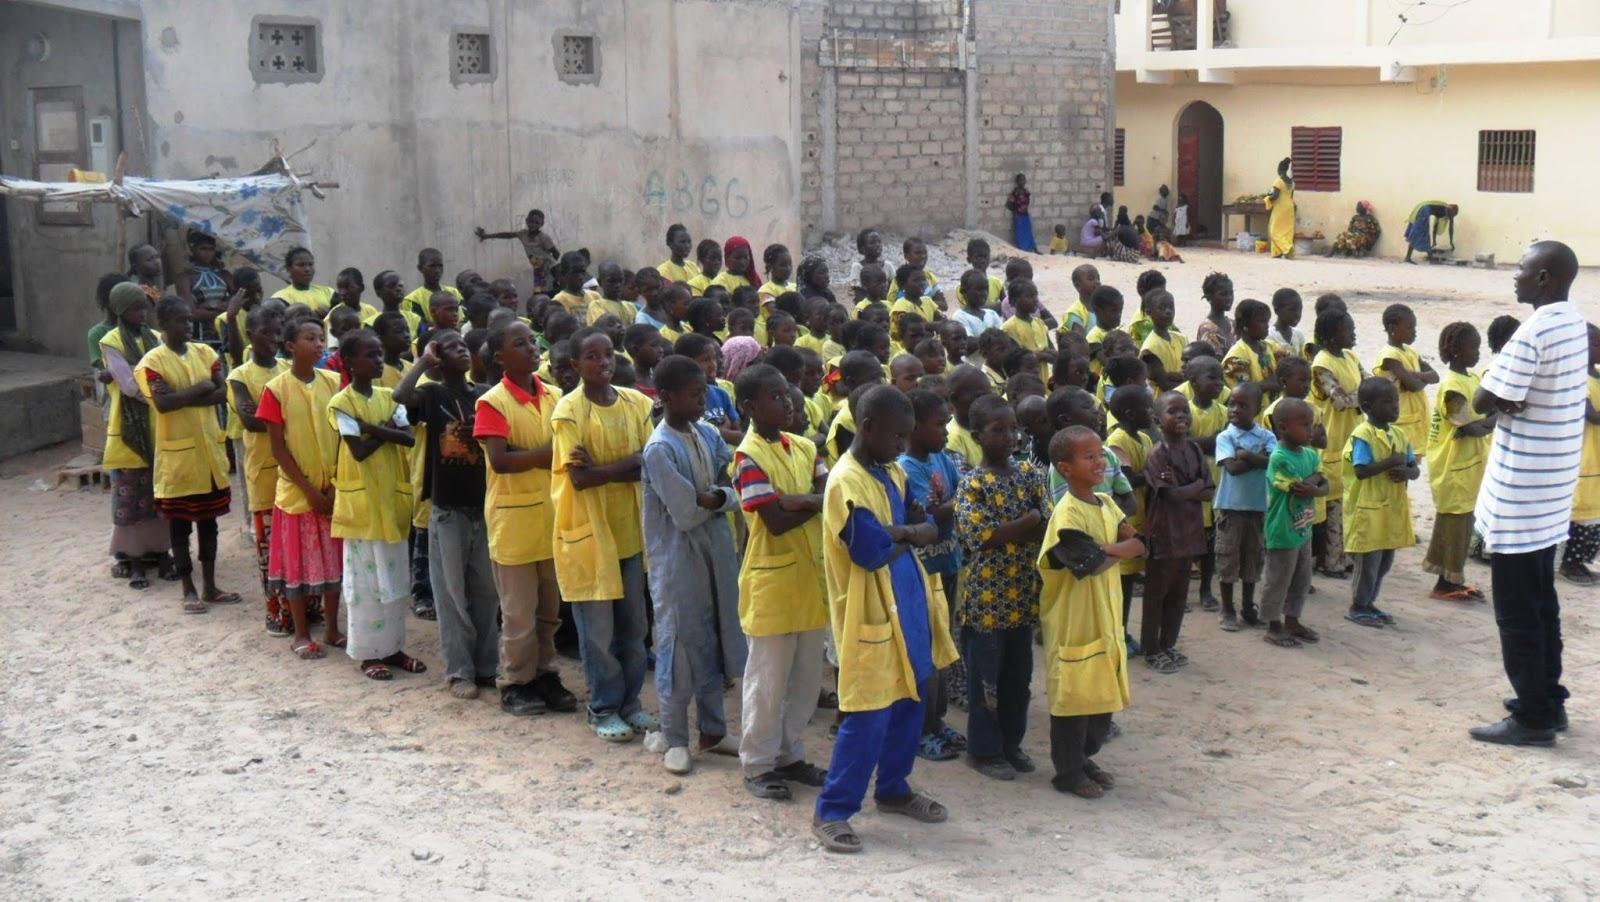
[1470,241,1587,747]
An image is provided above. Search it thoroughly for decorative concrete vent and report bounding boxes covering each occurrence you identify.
[250,17,321,84]
[452,30,493,84]
[556,33,598,84]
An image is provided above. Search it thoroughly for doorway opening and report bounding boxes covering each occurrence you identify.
[1176,101,1223,243]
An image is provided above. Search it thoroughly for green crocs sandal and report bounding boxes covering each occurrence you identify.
[590,713,635,743]
[623,710,660,733]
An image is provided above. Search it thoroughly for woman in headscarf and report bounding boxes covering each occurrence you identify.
[720,335,764,382]
[99,281,170,589]
[1330,201,1381,258]
[1403,201,1458,264]
[1005,174,1038,253]
[1104,206,1143,264]
[1265,156,1296,258]
[796,255,837,306]
[712,236,761,295]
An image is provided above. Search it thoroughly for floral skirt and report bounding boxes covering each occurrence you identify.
[266,508,342,600]
[109,468,168,558]
[342,539,411,659]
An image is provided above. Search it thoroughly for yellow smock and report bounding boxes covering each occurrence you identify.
[1425,369,1489,516]
[1341,420,1416,553]
[99,329,156,471]
[658,260,701,285]
[1311,349,1363,500]
[135,342,229,499]
[1139,328,1186,392]
[553,290,600,323]
[824,404,856,466]
[711,272,750,296]
[403,284,463,324]
[408,373,436,529]
[1126,308,1153,345]
[264,368,342,514]
[1037,491,1131,717]
[1572,375,1600,522]
[1179,380,1229,527]
[1062,299,1094,334]
[1265,175,1296,258]
[323,302,380,328]
[1373,343,1431,454]
[272,283,335,314]
[476,377,563,565]
[549,386,653,601]
[228,358,290,512]
[822,452,958,712]
[735,431,829,636]
[1105,423,1151,574]
[587,296,636,327]
[326,385,414,543]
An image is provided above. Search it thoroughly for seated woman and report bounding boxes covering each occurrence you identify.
[1078,205,1106,257]
[1403,200,1458,264]
[1330,201,1380,258]
[1105,206,1143,264]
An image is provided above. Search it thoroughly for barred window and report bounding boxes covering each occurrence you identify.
[1477,130,1535,193]
[1113,128,1125,187]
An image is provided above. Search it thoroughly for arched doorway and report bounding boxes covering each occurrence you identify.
[1176,101,1224,242]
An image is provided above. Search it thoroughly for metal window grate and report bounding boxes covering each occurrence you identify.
[1478,130,1535,193]
[560,35,595,76]
[454,32,490,76]
[1113,128,1125,187]
[254,22,317,75]
[1290,126,1341,192]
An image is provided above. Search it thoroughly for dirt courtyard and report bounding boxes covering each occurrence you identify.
[3,247,1598,899]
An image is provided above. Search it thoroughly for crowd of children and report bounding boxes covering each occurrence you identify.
[87,218,1600,854]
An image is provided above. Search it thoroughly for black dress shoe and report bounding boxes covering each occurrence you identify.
[1503,698,1569,732]
[535,670,579,713]
[1469,716,1555,748]
[501,683,547,717]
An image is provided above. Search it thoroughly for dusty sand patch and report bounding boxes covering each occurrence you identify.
[3,249,1598,899]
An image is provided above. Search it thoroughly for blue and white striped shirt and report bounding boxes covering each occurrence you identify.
[1475,301,1588,554]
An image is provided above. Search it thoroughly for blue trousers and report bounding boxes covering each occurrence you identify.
[570,554,649,719]
[816,696,924,823]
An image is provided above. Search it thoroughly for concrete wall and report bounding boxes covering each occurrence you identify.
[0,2,149,360]
[1114,61,1600,263]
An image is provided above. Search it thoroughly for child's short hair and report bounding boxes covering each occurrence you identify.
[731,284,760,311]
[908,387,949,421]
[1201,271,1231,298]
[855,228,879,254]
[837,350,883,388]
[1182,340,1218,362]
[1088,284,1122,312]
[773,291,804,320]
[852,324,888,353]
[1381,303,1415,330]
[336,266,364,287]
[624,322,661,355]
[1006,371,1046,400]
[673,332,717,360]
[1050,424,1099,463]
[966,237,990,258]
[797,345,824,369]
[1276,355,1311,382]
[1108,385,1149,422]
[1438,321,1479,363]
[568,325,609,355]
[1233,298,1271,330]
[766,312,797,344]
[1135,269,1167,298]
[912,337,944,358]
[464,291,498,327]
[735,362,787,406]
[372,310,408,339]
[1271,287,1302,312]
[1487,315,1521,353]
[464,327,491,360]
[967,393,1012,434]
[902,235,925,254]
[1357,376,1397,412]
[340,327,380,358]
[1314,292,1346,315]
[327,304,362,335]
[764,345,804,383]
[154,295,189,323]
[915,374,948,395]
[1004,258,1032,282]
[1104,354,1147,387]
[1313,309,1352,347]
[544,309,578,343]
[245,303,282,334]
[695,238,721,263]
[893,262,921,292]
[234,266,261,291]
[726,307,756,333]
[654,354,705,394]
[762,243,790,272]
[686,298,722,333]
[284,246,313,267]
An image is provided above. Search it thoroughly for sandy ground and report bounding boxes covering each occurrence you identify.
[3,246,1599,900]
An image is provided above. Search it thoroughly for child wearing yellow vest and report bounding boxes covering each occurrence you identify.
[1000,279,1053,381]
[812,386,957,854]
[1341,378,1419,628]
[1310,309,1365,578]
[401,248,463,324]
[1561,323,1600,585]
[641,357,746,774]
[137,296,239,614]
[944,365,991,471]
[100,282,168,590]
[473,319,576,714]
[1423,323,1494,601]
[551,327,658,742]
[1221,299,1282,424]
[686,238,722,296]
[1060,264,1100,334]
[227,305,291,634]
[1105,386,1154,654]
[1178,355,1228,611]
[658,224,701,285]
[1138,290,1186,393]
[1372,304,1438,458]
[270,247,335,313]
[259,318,345,659]
[327,330,425,680]
[1039,425,1143,798]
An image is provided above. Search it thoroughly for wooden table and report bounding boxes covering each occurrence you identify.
[1221,201,1267,244]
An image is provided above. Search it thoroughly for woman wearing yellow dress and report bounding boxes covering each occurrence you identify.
[1264,157,1296,259]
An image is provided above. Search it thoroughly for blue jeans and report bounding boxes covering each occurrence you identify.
[961,624,1033,759]
[816,697,924,823]
[428,508,498,682]
[569,554,649,719]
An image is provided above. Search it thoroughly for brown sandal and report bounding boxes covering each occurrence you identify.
[292,639,324,660]
[383,652,428,674]
[362,662,394,681]
[876,791,947,823]
[812,818,861,853]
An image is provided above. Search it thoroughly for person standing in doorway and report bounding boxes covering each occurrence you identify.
[1005,175,1038,253]
[1469,241,1587,747]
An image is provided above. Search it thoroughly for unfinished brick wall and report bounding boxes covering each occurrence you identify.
[799,0,1113,248]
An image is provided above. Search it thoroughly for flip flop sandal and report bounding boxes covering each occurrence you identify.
[590,713,635,743]
[181,596,209,615]
[362,662,394,681]
[1218,613,1241,632]
[937,725,968,750]
[918,733,959,761]
[383,652,428,674]
[1343,610,1384,629]
[816,690,839,710]
[774,760,828,787]
[745,772,793,800]
[413,603,438,621]
[875,791,948,823]
[111,561,132,579]
[204,590,243,605]
[812,818,860,853]
[1371,608,1397,625]
[1462,585,1486,601]
[292,640,325,660]
[1084,762,1116,789]
[324,635,348,650]
[1429,589,1478,602]
[1262,632,1302,648]
[128,575,151,591]
[1287,625,1320,644]
[265,617,292,638]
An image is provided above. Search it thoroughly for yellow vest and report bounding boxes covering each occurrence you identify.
[271,283,335,313]
[326,385,414,542]
[213,308,249,374]
[890,296,940,340]
[686,273,711,296]
[408,373,436,529]
[1106,424,1152,574]
[99,329,156,471]
[1425,369,1489,516]
[476,377,563,565]
[587,296,636,327]
[805,395,829,436]
[1573,375,1600,522]
[824,404,856,467]
[1127,308,1153,345]
[758,280,797,303]
[1180,381,1229,527]
[710,272,749,295]
[946,421,981,470]
[1037,492,1130,717]
[550,387,654,601]
[1061,299,1093,333]
[403,284,462,324]
[1139,328,1186,392]
[1311,349,1363,498]
[735,431,829,636]
[227,358,289,512]
[1373,343,1430,453]
[553,289,599,323]
[135,342,230,499]
[264,368,342,514]
[1341,420,1415,553]
[323,302,380,328]
[1002,314,1051,353]
[822,453,958,712]
[658,259,701,284]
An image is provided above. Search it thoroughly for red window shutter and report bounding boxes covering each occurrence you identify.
[1114,128,1126,187]
[1291,126,1341,192]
